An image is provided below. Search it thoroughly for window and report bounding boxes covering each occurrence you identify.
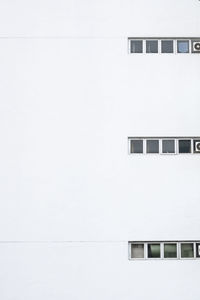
[129,38,200,54]
[129,241,200,260]
[192,40,200,53]
[146,140,159,153]
[146,40,158,53]
[179,140,191,153]
[193,140,200,153]
[196,243,200,258]
[148,244,160,258]
[130,140,143,153]
[161,40,174,53]
[130,40,143,53]
[164,243,177,258]
[181,243,194,258]
[131,244,144,258]
[177,40,189,53]
[162,140,175,154]
[129,137,200,155]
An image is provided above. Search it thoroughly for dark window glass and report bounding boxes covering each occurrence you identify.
[177,40,189,53]
[131,244,144,258]
[164,244,177,258]
[161,40,174,53]
[147,140,159,153]
[181,243,194,258]
[130,40,143,53]
[146,40,158,53]
[179,140,191,153]
[162,140,175,153]
[148,244,160,258]
[130,140,143,153]
[196,243,200,258]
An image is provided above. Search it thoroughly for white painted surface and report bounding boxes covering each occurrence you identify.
[0,0,200,299]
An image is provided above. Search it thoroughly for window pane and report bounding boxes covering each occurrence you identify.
[147,140,159,153]
[148,244,160,258]
[181,243,194,258]
[196,243,200,258]
[130,140,143,153]
[131,244,144,258]
[164,244,177,258]
[146,40,158,53]
[161,40,174,53]
[162,140,175,153]
[130,40,143,53]
[179,140,191,153]
[177,40,189,53]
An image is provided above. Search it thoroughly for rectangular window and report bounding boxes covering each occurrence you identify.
[181,243,194,258]
[148,243,160,258]
[192,40,200,53]
[130,40,143,53]
[162,140,175,154]
[161,40,174,53]
[196,243,200,257]
[179,140,191,153]
[130,140,143,153]
[129,241,200,260]
[131,244,144,258]
[193,140,200,153]
[146,40,158,53]
[146,140,159,153]
[164,243,177,258]
[177,40,189,53]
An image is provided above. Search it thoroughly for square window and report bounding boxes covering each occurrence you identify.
[130,40,143,53]
[179,140,191,153]
[130,140,143,153]
[193,140,200,153]
[148,244,160,258]
[181,243,194,258]
[146,140,159,153]
[164,243,177,258]
[191,40,200,53]
[131,244,144,258]
[146,40,158,53]
[162,140,175,154]
[196,243,200,258]
[161,40,174,53]
[177,40,189,53]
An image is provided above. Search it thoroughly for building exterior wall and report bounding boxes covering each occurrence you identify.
[0,0,200,299]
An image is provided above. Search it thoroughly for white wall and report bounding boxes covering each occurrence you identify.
[0,0,200,299]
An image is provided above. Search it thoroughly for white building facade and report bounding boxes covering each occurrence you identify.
[0,0,200,299]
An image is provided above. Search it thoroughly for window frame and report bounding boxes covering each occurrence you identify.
[128,137,200,155]
[180,242,195,260]
[128,38,200,54]
[146,139,160,154]
[163,242,178,259]
[129,242,146,260]
[129,39,144,54]
[129,241,200,260]
[177,39,190,54]
[161,139,177,155]
[146,39,159,54]
[178,139,193,154]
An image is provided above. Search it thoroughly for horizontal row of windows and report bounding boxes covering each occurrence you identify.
[128,138,200,154]
[128,38,200,54]
[129,241,200,260]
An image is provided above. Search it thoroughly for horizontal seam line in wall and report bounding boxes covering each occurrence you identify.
[0,36,126,39]
[0,241,127,244]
